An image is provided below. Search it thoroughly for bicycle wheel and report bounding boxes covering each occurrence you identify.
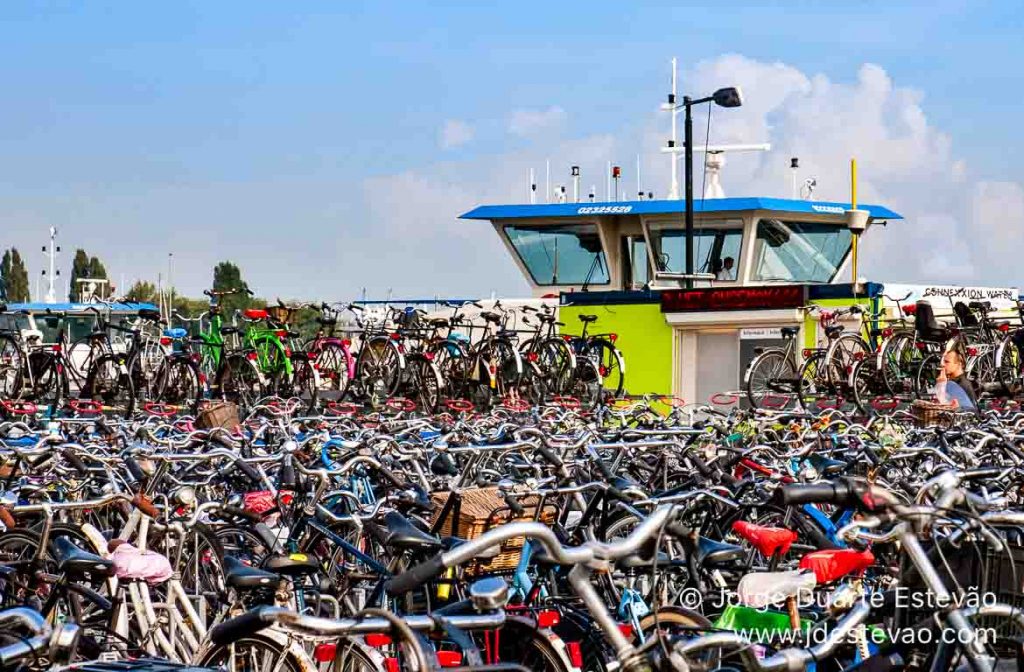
[83,353,136,414]
[879,331,918,397]
[197,635,306,672]
[313,340,351,400]
[152,356,202,414]
[850,357,877,415]
[569,358,602,409]
[536,337,575,395]
[412,355,443,413]
[996,332,1023,395]
[491,618,576,672]
[0,334,24,398]
[639,609,719,672]
[274,355,321,413]
[25,350,63,408]
[914,352,941,399]
[745,348,796,409]
[587,338,625,398]
[825,334,870,391]
[797,352,825,412]
[355,336,403,402]
[217,353,266,409]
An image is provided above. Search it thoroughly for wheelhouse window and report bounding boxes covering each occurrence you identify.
[752,219,851,283]
[504,223,609,286]
[646,219,743,280]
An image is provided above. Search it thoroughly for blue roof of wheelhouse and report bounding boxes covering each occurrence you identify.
[460,197,902,221]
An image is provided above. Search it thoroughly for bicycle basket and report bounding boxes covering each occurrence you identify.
[430,487,556,575]
[195,400,240,431]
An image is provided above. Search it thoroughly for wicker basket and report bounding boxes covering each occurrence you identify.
[267,306,294,324]
[910,399,955,428]
[430,487,555,574]
[195,400,240,431]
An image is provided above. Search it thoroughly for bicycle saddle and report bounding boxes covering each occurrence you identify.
[370,511,442,551]
[694,536,745,567]
[223,555,278,589]
[163,327,188,339]
[824,325,844,339]
[806,454,848,477]
[220,326,239,336]
[798,548,874,584]
[479,312,502,324]
[52,535,116,579]
[780,326,799,338]
[244,309,268,320]
[428,318,449,328]
[137,308,161,322]
[317,317,338,327]
[736,569,816,608]
[578,315,598,323]
[263,552,320,577]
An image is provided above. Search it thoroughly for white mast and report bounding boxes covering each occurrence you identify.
[43,226,58,304]
[668,58,679,199]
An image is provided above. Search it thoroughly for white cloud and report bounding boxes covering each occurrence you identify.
[358,55,1023,296]
[683,55,1021,288]
[508,106,567,137]
[439,119,474,149]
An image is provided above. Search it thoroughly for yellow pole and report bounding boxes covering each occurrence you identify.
[850,158,858,290]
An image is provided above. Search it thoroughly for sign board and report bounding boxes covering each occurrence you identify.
[882,283,1019,312]
[661,285,806,313]
[740,327,783,340]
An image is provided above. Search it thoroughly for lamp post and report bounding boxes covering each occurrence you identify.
[672,87,743,287]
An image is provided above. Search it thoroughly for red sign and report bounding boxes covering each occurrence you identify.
[661,285,806,313]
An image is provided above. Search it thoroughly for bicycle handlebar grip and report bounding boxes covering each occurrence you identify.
[278,458,297,490]
[124,456,147,483]
[385,552,446,596]
[775,481,848,507]
[234,459,262,485]
[375,466,405,489]
[689,454,713,477]
[962,467,1003,481]
[132,492,160,519]
[536,445,563,467]
[220,506,260,522]
[209,607,275,646]
[62,450,90,477]
[504,494,525,516]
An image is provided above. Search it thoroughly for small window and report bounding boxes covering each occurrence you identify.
[505,223,609,286]
[623,236,649,289]
[752,219,851,283]
[646,219,742,280]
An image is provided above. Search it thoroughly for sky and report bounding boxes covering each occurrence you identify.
[2,1,1023,301]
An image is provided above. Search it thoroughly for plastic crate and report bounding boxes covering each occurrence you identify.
[896,526,1024,654]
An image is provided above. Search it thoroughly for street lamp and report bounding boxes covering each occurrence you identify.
[676,87,743,287]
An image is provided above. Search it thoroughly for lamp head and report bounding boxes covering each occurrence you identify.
[712,87,743,108]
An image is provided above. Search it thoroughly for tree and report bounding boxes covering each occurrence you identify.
[124,280,157,303]
[88,256,108,280]
[0,249,30,303]
[68,249,109,300]
[212,261,252,315]
[69,249,90,301]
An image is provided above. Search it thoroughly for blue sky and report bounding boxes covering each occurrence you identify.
[2,1,1022,299]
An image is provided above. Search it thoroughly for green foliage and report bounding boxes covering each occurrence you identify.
[68,249,108,300]
[69,249,90,300]
[0,248,30,302]
[212,261,252,315]
[125,280,157,303]
[88,256,108,280]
